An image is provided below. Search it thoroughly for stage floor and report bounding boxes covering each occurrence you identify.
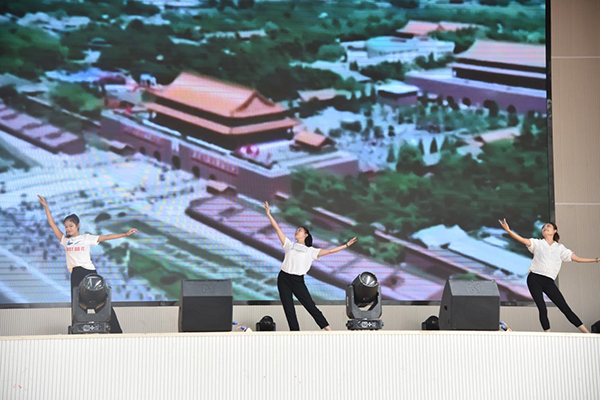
[1,330,599,400]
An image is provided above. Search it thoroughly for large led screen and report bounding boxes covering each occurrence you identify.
[0,0,550,305]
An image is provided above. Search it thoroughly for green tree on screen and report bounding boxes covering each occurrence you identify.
[0,24,67,79]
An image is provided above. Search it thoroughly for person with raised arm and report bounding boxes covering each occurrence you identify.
[39,195,137,333]
[264,201,357,331]
[500,218,598,333]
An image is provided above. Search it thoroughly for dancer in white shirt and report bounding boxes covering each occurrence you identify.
[500,219,598,333]
[264,201,357,331]
[39,195,137,333]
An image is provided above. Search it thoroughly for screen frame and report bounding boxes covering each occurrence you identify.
[0,0,554,309]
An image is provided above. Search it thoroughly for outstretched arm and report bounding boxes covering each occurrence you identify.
[318,237,357,258]
[263,202,286,246]
[38,195,63,241]
[499,219,531,247]
[571,254,600,263]
[98,229,137,243]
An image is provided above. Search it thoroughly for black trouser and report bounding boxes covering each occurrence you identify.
[71,267,123,334]
[527,272,583,331]
[278,270,329,331]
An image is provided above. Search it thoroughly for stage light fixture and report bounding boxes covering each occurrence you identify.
[421,315,440,330]
[255,315,276,331]
[346,272,383,330]
[69,274,113,334]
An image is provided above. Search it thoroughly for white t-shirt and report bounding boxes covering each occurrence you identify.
[527,238,573,280]
[280,237,321,276]
[60,234,100,272]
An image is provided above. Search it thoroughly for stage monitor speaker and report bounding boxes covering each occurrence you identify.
[179,279,233,332]
[439,280,500,331]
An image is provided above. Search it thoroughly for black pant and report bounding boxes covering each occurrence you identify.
[527,272,583,331]
[71,267,123,334]
[278,270,329,331]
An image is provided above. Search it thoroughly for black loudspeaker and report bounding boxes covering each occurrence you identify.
[179,279,233,332]
[439,280,500,331]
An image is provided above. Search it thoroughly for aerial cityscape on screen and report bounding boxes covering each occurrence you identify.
[0,0,549,304]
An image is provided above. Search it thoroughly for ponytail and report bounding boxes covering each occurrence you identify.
[299,226,313,247]
[550,222,560,242]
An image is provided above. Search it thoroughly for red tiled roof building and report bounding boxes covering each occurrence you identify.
[146,72,297,149]
[453,40,546,90]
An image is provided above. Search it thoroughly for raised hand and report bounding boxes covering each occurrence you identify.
[125,229,138,236]
[38,194,63,240]
[346,237,358,247]
[263,201,285,245]
[38,195,48,208]
[319,236,359,258]
[499,218,510,232]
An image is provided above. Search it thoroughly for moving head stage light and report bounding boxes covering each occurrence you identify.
[346,272,383,330]
[69,274,113,334]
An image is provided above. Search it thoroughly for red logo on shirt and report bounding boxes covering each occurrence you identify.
[67,247,85,252]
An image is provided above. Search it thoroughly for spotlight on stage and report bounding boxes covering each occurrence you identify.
[69,274,112,334]
[346,272,383,330]
[255,315,276,331]
[421,315,440,330]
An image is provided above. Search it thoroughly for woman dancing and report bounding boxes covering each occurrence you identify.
[264,201,357,331]
[500,219,598,333]
[39,195,137,333]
